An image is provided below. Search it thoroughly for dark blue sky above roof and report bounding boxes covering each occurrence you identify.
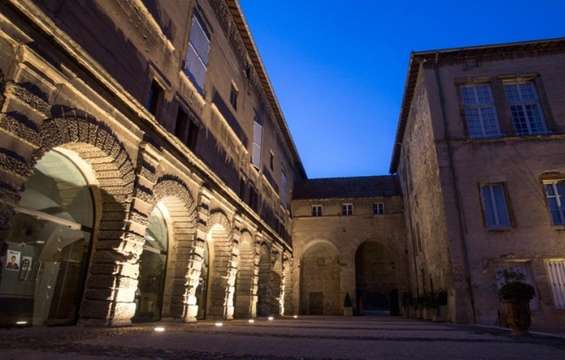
[239,0,565,178]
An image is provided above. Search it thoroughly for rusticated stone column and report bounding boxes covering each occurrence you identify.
[80,142,159,326]
[181,187,211,322]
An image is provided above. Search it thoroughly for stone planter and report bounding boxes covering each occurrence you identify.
[502,300,531,336]
[423,307,434,320]
[343,307,353,316]
[432,305,447,322]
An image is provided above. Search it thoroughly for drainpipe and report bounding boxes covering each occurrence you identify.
[431,53,477,323]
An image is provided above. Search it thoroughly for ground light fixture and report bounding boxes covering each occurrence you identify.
[154,326,165,332]
[16,321,28,326]
[293,315,298,319]
[215,322,224,327]
[248,319,255,324]
[268,316,274,321]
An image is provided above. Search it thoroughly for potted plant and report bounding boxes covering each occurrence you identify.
[416,296,425,319]
[422,293,437,320]
[343,293,353,316]
[401,292,412,318]
[433,290,448,322]
[498,270,535,336]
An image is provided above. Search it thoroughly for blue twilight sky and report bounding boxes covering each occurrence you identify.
[239,1,565,179]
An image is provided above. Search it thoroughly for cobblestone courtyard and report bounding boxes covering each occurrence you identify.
[1,316,564,359]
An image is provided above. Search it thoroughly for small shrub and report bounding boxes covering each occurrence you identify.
[344,293,353,307]
[498,281,535,302]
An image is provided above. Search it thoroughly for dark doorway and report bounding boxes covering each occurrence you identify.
[309,292,324,315]
[355,241,398,315]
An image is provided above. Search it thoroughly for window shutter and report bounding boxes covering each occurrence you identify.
[185,16,210,92]
[252,121,262,168]
[546,260,565,309]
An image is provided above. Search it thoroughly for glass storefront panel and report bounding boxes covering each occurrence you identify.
[133,206,168,323]
[0,150,94,326]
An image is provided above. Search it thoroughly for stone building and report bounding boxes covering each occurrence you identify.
[290,176,409,316]
[1,0,564,333]
[0,0,302,326]
[391,38,565,331]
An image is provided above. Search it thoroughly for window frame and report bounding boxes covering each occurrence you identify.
[479,183,513,230]
[503,79,548,136]
[230,82,239,111]
[341,203,353,216]
[311,204,323,217]
[184,11,211,93]
[545,259,565,309]
[373,202,385,216]
[458,83,502,139]
[543,179,565,226]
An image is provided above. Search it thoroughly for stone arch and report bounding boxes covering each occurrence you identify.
[355,241,400,316]
[140,176,197,320]
[300,240,341,315]
[256,240,272,316]
[1,108,139,326]
[234,230,258,318]
[204,209,238,319]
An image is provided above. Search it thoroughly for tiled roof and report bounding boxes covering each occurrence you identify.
[293,175,400,200]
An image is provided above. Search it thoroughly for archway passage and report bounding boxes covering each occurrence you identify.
[355,241,399,315]
[300,242,341,315]
[234,232,256,318]
[0,148,95,326]
[133,204,168,323]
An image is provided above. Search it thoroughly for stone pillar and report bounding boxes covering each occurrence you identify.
[80,143,159,326]
[270,246,283,316]
[224,214,242,319]
[181,187,211,322]
[282,252,294,316]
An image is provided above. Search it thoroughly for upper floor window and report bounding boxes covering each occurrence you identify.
[269,151,275,171]
[174,106,199,150]
[504,80,547,136]
[543,180,565,225]
[373,203,385,216]
[230,83,239,110]
[459,84,501,138]
[146,80,163,116]
[480,183,511,229]
[280,168,287,206]
[312,204,322,217]
[251,113,263,168]
[342,203,353,216]
[184,13,210,93]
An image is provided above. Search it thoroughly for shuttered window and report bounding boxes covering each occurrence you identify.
[251,120,263,168]
[546,260,565,309]
[184,14,210,93]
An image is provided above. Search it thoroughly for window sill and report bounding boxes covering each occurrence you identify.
[486,227,513,232]
[551,225,565,231]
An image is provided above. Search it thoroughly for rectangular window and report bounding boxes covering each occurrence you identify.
[230,83,239,110]
[546,259,565,309]
[184,14,210,93]
[504,80,547,136]
[186,118,199,150]
[480,183,511,229]
[146,80,163,116]
[312,205,322,217]
[342,203,353,216]
[280,168,287,206]
[269,152,275,171]
[251,118,263,168]
[174,107,188,140]
[543,180,565,225]
[460,84,501,138]
[373,203,385,216]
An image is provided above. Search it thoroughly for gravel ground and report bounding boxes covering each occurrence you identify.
[0,316,564,359]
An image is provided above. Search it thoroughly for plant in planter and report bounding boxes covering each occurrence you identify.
[416,296,425,319]
[498,270,535,336]
[422,293,437,320]
[401,292,412,318]
[433,290,448,322]
[343,293,353,316]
